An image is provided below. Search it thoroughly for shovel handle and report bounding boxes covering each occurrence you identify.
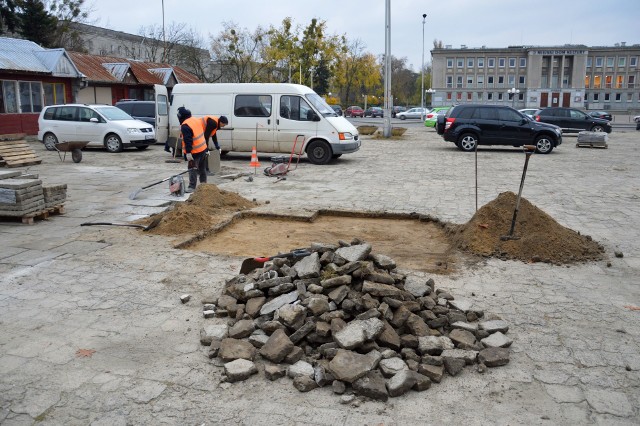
[253,249,311,263]
[523,145,536,152]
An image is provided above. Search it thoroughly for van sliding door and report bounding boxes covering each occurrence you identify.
[232,94,274,152]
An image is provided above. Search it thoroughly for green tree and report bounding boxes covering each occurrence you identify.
[48,0,91,51]
[0,0,18,34]
[17,0,57,47]
[333,40,381,105]
[210,22,271,83]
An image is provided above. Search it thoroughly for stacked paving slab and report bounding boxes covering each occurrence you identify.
[0,171,66,218]
[198,241,512,401]
[43,184,67,209]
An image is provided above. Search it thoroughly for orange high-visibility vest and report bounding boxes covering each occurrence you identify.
[201,116,222,142]
[181,116,207,154]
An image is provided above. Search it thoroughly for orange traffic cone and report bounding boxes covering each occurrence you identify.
[249,146,261,170]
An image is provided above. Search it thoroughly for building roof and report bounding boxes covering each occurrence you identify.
[0,36,83,77]
[67,51,201,85]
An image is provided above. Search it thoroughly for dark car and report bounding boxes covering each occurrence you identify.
[588,110,612,121]
[436,104,562,154]
[345,105,364,118]
[391,106,406,118]
[533,107,612,133]
[115,100,156,126]
[330,105,343,116]
[364,107,384,118]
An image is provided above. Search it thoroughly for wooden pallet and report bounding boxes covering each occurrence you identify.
[576,142,608,149]
[0,204,65,225]
[0,140,42,168]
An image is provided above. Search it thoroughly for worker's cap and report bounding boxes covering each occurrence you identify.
[219,116,229,125]
[177,107,191,120]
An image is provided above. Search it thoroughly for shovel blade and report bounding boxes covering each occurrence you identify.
[239,258,265,275]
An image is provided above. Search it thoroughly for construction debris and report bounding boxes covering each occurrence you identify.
[576,131,608,149]
[198,241,511,400]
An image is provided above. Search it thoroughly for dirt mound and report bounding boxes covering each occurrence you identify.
[447,191,605,264]
[147,184,257,235]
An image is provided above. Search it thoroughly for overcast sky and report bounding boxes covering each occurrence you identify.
[92,0,640,71]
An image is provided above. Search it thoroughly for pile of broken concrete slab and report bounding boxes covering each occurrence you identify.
[199,241,512,401]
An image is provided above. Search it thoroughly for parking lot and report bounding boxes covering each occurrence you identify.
[1,126,639,425]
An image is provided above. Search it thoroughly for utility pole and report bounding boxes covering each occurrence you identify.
[383,0,392,137]
[421,14,426,121]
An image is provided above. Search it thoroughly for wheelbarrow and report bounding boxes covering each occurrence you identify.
[50,141,90,163]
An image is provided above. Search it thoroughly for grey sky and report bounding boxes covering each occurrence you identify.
[94,0,640,71]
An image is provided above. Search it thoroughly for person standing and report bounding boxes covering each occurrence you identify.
[203,115,228,175]
[177,107,208,193]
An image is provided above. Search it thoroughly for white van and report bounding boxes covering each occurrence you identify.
[161,83,361,165]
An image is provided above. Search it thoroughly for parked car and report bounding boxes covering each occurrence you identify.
[436,104,562,154]
[588,110,613,121]
[38,104,156,153]
[518,108,538,118]
[115,100,156,126]
[396,107,427,120]
[364,107,384,118]
[424,107,450,127]
[533,107,612,133]
[330,105,343,116]
[345,105,364,118]
[391,106,406,118]
[635,115,640,130]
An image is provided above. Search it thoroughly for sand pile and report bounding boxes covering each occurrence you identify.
[448,191,605,264]
[147,184,256,235]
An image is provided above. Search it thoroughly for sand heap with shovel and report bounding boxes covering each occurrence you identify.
[447,191,605,265]
[147,184,257,235]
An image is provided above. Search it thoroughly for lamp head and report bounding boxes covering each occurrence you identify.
[423,13,427,18]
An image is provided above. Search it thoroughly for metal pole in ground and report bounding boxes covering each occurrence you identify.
[502,145,536,240]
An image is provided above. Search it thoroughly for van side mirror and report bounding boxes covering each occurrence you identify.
[312,113,320,122]
[90,117,99,123]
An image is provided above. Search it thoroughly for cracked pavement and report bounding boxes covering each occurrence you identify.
[0,126,638,425]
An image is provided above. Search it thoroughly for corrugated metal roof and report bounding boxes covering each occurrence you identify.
[102,63,131,80]
[149,68,173,84]
[0,37,82,77]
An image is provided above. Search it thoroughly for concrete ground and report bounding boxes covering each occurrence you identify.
[1,126,639,425]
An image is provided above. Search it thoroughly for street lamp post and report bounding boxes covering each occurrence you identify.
[363,94,367,112]
[507,88,520,108]
[420,13,427,121]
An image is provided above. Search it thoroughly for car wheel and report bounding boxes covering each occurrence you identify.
[457,133,478,152]
[591,125,605,132]
[534,135,554,154]
[104,133,123,153]
[399,116,406,120]
[136,145,149,150]
[43,132,58,151]
[332,153,342,159]
[306,140,332,165]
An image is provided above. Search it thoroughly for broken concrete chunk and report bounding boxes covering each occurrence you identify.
[379,357,408,378]
[353,370,389,401]
[293,252,321,279]
[418,336,454,355]
[259,329,294,363]
[328,349,380,383]
[411,372,432,391]
[219,338,256,362]
[203,310,216,319]
[276,303,306,329]
[284,346,304,364]
[293,375,319,392]
[180,294,191,304]
[256,276,293,290]
[332,380,346,394]
[443,357,466,376]
[440,349,479,365]
[478,347,510,367]
[405,313,430,337]
[288,320,316,344]
[245,296,266,318]
[314,365,334,387]
[307,296,331,316]
[334,318,384,350]
[362,281,403,298]
[371,253,396,271]
[451,321,478,333]
[200,324,229,345]
[264,364,287,381]
[479,320,509,334]
[448,298,474,313]
[259,291,299,316]
[288,360,315,379]
[228,319,256,339]
[403,277,431,297]
[320,275,352,289]
[335,243,372,262]
[418,363,445,383]
[386,369,417,397]
[481,331,513,348]
[224,359,258,382]
[448,329,480,350]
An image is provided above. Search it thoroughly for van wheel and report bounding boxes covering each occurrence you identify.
[307,140,332,165]
[136,145,149,150]
[457,133,478,152]
[105,134,123,153]
[220,150,229,157]
[43,133,58,151]
[534,135,554,154]
[332,154,342,159]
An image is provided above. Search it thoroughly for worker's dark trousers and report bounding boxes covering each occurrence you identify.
[188,151,207,189]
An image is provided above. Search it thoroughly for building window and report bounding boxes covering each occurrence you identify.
[593,93,599,101]
[498,58,505,67]
[519,58,526,67]
[498,75,504,86]
[595,57,603,67]
[477,75,484,87]
[446,76,453,88]
[616,75,623,88]
[487,76,494,87]
[615,93,621,102]
[456,76,463,88]
[467,75,474,87]
[605,75,612,88]
[467,58,474,68]
[594,75,601,88]
[519,76,525,85]
[629,75,635,88]
[43,83,65,106]
[627,93,633,102]
[604,93,610,102]
[508,58,516,67]
[0,80,19,113]
[585,75,590,88]
[447,58,454,68]
[631,57,638,67]
[456,92,462,101]
[585,93,589,101]
[457,58,464,68]
[487,92,493,101]
[587,57,592,68]
[488,57,495,67]
[497,93,503,101]
[446,92,452,101]
[508,75,515,86]
[606,57,614,67]
[477,58,484,67]
[19,81,42,113]
[467,92,472,101]
[477,92,483,101]
[618,57,626,67]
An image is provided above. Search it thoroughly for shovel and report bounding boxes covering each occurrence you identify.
[501,145,536,241]
[80,216,162,232]
[239,249,311,274]
[129,170,190,200]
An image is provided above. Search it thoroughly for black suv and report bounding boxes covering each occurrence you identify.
[436,104,562,154]
[115,100,156,126]
[533,107,612,133]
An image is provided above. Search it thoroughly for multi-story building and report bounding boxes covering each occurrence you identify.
[430,43,640,112]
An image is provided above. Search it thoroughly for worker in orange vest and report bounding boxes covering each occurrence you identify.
[202,115,228,175]
[177,107,206,193]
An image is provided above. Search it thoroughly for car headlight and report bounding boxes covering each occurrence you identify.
[127,128,141,134]
[339,132,354,141]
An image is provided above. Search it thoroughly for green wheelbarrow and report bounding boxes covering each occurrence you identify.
[48,141,90,163]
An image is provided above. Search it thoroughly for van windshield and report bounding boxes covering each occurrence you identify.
[95,106,134,121]
[306,93,337,117]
